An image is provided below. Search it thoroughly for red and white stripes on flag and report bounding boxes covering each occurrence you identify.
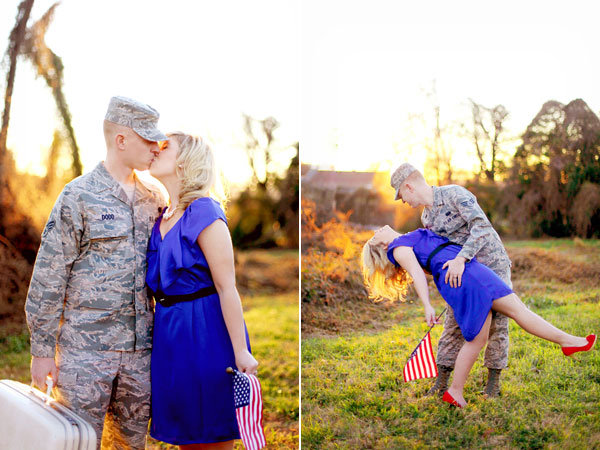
[234,372,266,450]
[403,331,438,382]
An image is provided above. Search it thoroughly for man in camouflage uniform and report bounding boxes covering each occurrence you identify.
[26,96,166,449]
[390,163,512,398]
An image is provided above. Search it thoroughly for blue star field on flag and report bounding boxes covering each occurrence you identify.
[232,368,251,408]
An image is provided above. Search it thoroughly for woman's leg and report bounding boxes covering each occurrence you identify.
[180,441,234,450]
[491,294,587,347]
[446,312,492,406]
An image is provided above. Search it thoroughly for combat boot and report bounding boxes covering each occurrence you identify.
[483,368,502,398]
[426,365,453,396]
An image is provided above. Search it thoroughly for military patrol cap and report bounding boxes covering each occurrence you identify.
[105,96,168,142]
[391,163,417,200]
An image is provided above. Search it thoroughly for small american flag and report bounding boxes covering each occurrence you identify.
[230,368,266,450]
[403,331,438,382]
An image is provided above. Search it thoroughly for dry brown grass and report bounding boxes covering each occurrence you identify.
[507,246,600,285]
[235,249,298,296]
[571,182,600,237]
[301,199,422,336]
[0,239,32,336]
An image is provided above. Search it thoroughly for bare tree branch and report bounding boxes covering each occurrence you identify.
[242,113,280,191]
[468,98,509,181]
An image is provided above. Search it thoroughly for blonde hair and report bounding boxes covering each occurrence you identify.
[361,240,412,301]
[168,132,228,214]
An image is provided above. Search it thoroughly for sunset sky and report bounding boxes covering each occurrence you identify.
[0,0,299,187]
[302,0,600,178]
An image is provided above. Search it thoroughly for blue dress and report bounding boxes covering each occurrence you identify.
[146,197,251,445]
[386,228,513,341]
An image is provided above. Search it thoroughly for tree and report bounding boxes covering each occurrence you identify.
[503,99,600,237]
[242,114,279,192]
[274,141,299,247]
[0,0,35,209]
[1,0,83,260]
[20,2,82,177]
[229,115,298,248]
[468,99,509,181]
[1,1,81,192]
[423,81,454,184]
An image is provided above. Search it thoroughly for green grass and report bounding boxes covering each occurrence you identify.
[0,331,31,383]
[302,241,600,449]
[243,293,299,424]
[504,238,600,250]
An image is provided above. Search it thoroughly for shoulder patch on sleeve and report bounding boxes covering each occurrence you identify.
[42,220,56,237]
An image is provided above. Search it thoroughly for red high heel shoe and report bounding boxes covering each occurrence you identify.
[442,391,462,408]
[562,334,596,356]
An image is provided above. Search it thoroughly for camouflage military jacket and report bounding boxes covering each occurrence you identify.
[421,185,511,271]
[25,162,164,357]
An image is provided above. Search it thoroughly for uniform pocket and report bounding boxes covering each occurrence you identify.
[90,234,127,255]
[87,223,129,262]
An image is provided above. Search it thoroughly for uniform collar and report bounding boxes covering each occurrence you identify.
[90,162,120,193]
[90,162,151,205]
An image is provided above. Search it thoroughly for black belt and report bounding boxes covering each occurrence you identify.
[149,285,218,307]
[425,241,462,273]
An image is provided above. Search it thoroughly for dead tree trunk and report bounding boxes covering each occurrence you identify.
[0,0,35,207]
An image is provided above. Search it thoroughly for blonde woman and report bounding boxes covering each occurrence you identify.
[147,133,258,449]
[362,225,595,408]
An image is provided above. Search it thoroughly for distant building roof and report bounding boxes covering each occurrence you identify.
[300,163,312,177]
[302,168,377,191]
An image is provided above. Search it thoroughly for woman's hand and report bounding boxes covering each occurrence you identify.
[424,304,440,327]
[442,256,466,288]
[235,349,259,376]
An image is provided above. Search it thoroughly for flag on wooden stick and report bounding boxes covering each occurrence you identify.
[403,308,446,382]
[227,367,266,450]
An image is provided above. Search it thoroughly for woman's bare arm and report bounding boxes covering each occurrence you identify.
[392,246,439,326]
[198,220,258,373]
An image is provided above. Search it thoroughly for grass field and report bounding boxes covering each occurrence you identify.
[302,239,600,449]
[0,249,299,449]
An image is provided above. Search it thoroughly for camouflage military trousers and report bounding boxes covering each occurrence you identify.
[436,265,512,370]
[53,346,151,450]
